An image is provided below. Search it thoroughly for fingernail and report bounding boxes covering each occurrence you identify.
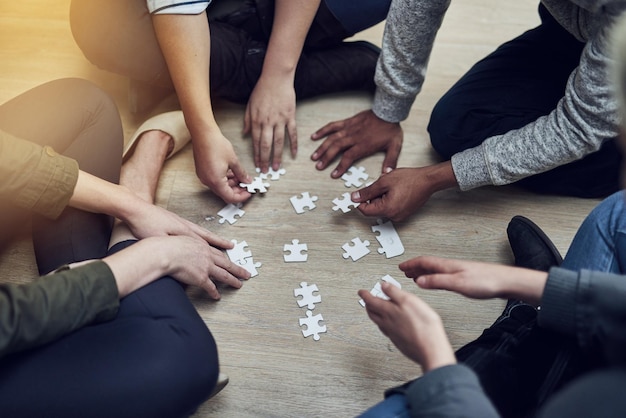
[311,152,318,159]
[384,167,393,173]
[316,161,324,170]
[331,170,338,177]
[351,191,360,201]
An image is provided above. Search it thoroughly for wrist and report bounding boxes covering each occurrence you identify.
[424,161,458,194]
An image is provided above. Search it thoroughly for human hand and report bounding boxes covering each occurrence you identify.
[310,110,403,178]
[359,283,456,372]
[400,256,548,305]
[122,197,235,250]
[352,163,456,222]
[192,129,252,204]
[244,76,297,172]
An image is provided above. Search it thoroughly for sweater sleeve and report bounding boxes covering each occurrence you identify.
[404,364,500,418]
[539,266,626,364]
[146,0,211,14]
[0,261,119,358]
[372,0,451,123]
[0,130,78,219]
[451,4,625,191]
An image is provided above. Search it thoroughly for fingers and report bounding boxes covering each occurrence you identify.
[271,124,285,171]
[382,141,402,174]
[287,119,298,160]
[310,119,343,141]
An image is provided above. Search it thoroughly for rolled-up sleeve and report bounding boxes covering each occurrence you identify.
[0,130,78,219]
[147,0,211,14]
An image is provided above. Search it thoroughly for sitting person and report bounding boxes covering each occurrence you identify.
[312,0,626,222]
[0,78,249,417]
[69,0,391,198]
[356,11,626,417]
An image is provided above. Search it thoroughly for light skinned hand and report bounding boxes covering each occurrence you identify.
[359,283,456,372]
[157,235,250,300]
[352,163,456,222]
[122,199,234,250]
[192,129,252,204]
[244,75,297,172]
[310,109,403,178]
[400,255,548,305]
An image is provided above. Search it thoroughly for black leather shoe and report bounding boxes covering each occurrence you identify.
[506,215,563,272]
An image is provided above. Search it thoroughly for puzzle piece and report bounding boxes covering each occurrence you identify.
[342,237,371,261]
[239,176,270,193]
[256,167,286,181]
[371,218,405,258]
[226,239,252,263]
[332,192,360,213]
[341,166,369,188]
[299,310,326,341]
[294,281,321,309]
[359,275,402,307]
[290,192,319,214]
[237,257,262,278]
[217,203,245,224]
[284,239,308,262]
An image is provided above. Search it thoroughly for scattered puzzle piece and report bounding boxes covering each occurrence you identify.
[341,166,369,188]
[290,192,319,214]
[256,167,286,181]
[294,282,321,309]
[284,239,308,262]
[342,237,371,261]
[217,203,245,224]
[371,218,405,258]
[359,275,402,307]
[332,192,360,213]
[239,176,270,193]
[299,310,326,341]
[238,257,262,278]
[226,240,252,263]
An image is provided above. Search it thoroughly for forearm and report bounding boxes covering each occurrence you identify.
[151,12,220,138]
[372,0,451,122]
[261,0,320,81]
[68,170,151,226]
[103,238,170,297]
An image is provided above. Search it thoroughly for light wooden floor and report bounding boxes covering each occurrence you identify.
[0,1,602,417]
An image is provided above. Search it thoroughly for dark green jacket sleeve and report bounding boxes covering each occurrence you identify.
[0,261,119,358]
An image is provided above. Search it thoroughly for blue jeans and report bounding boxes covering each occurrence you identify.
[358,190,626,417]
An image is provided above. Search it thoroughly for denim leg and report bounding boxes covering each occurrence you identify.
[358,394,411,418]
[562,191,626,274]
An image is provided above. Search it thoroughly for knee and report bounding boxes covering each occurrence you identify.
[586,191,626,232]
[427,93,470,159]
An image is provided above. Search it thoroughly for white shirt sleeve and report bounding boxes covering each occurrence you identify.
[147,0,211,15]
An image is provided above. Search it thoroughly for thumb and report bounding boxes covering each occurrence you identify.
[351,180,385,203]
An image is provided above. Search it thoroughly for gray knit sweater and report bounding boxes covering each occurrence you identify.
[372,0,626,190]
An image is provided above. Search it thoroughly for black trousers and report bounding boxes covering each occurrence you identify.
[428,4,621,198]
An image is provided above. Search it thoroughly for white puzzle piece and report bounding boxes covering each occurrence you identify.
[290,192,319,214]
[371,218,405,258]
[239,176,270,193]
[342,237,371,261]
[341,165,369,188]
[299,310,326,341]
[284,239,308,262]
[217,203,245,224]
[294,282,321,309]
[256,167,286,180]
[331,192,360,213]
[226,239,252,263]
[359,274,402,307]
[238,257,262,278]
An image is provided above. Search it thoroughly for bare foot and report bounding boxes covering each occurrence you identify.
[120,130,173,203]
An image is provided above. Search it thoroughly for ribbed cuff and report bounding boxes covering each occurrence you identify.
[538,267,579,337]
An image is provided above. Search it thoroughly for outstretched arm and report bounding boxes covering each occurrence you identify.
[244,0,320,172]
[151,12,251,203]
